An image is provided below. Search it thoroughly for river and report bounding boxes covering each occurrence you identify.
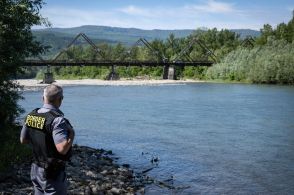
[20,83,294,194]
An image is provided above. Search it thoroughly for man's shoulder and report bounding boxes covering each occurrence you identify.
[52,116,73,131]
[52,116,66,125]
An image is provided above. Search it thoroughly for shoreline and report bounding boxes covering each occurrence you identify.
[15,78,288,91]
[15,79,206,90]
[0,145,145,194]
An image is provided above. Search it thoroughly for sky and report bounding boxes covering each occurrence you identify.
[38,0,294,30]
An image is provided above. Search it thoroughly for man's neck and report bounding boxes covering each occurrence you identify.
[43,103,59,110]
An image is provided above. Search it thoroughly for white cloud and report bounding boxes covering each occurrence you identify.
[118,5,186,19]
[119,5,153,17]
[186,0,236,14]
[36,1,281,30]
[41,7,127,28]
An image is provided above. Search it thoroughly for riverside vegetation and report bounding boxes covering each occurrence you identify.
[0,0,48,173]
[28,13,294,85]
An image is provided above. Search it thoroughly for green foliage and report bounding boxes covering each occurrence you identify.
[1,0,46,123]
[183,67,208,80]
[256,24,274,45]
[206,39,294,84]
[257,12,294,44]
[0,0,46,172]
[189,28,241,60]
[50,66,111,80]
[207,11,294,84]
[0,125,31,172]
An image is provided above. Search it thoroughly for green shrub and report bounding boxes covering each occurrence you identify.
[206,39,294,84]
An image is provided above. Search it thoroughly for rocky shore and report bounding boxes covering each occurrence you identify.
[0,145,145,195]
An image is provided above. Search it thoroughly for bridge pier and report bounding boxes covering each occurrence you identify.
[106,65,120,80]
[163,65,169,79]
[163,65,176,80]
[43,73,54,84]
[43,66,54,84]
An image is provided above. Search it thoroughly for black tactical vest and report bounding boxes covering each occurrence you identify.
[25,108,72,164]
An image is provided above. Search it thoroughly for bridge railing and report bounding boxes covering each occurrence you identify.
[24,60,213,67]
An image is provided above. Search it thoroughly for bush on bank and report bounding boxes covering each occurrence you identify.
[206,38,294,84]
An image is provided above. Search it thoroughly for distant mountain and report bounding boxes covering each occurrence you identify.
[33,25,194,45]
[33,25,260,57]
[33,30,118,58]
[230,29,261,39]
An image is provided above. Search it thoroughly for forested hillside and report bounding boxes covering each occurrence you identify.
[33,31,118,58]
[32,25,260,57]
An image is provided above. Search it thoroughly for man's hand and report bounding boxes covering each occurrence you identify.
[68,127,75,140]
[20,137,29,144]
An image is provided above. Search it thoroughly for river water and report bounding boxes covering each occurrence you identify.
[20,83,294,194]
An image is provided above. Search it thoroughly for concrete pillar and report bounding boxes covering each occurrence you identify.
[43,73,54,84]
[43,65,54,84]
[167,66,176,80]
[163,65,176,80]
[163,65,169,79]
[107,65,120,80]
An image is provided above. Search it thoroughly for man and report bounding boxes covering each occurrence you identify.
[20,84,75,195]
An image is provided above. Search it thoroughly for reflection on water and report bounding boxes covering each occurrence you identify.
[20,83,294,194]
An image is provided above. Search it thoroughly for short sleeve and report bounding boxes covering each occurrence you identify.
[51,117,69,145]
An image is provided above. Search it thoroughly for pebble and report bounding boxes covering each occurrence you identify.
[110,187,121,194]
[101,170,108,175]
[0,145,145,194]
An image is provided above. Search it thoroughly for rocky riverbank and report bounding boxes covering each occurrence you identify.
[0,145,145,194]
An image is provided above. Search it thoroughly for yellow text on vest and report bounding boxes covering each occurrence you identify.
[25,115,46,130]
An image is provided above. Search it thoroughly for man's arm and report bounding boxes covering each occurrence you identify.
[55,128,74,155]
[20,125,30,144]
[52,117,75,155]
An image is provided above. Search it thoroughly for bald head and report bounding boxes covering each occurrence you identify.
[43,84,63,106]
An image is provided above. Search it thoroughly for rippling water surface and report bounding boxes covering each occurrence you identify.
[20,83,294,194]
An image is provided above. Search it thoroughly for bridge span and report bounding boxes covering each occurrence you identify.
[25,33,216,83]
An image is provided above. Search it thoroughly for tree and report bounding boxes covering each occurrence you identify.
[256,24,271,45]
[0,0,47,131]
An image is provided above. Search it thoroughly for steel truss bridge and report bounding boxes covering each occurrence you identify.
[24,33,217,82]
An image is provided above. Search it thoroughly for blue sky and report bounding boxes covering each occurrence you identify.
[39,0,294,30]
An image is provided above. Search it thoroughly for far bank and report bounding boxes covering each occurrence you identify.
[15,79,206,90]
